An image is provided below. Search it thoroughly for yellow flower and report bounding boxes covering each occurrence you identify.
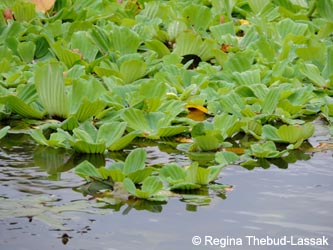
[240,19,250,25]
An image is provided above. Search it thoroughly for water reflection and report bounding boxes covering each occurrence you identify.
[33,147,106,180]
[1,132,333,250]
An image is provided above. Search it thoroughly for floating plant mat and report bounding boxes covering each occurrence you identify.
[0,0,333,228]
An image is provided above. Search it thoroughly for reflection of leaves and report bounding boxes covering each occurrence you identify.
[0,195,108,230]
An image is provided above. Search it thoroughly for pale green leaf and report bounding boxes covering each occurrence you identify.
[0,126,10,140]
[74,160,103,180]
[123,148,146,175]
[35,62,69,118]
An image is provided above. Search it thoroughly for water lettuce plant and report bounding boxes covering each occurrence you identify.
[1,0,333,209]
[74,148,235,204]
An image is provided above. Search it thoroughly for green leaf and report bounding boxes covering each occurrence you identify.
[193,135,220,151]
[123,148,147,175]
[157,126,188,137]
[316,0,333,22]
[0,95,44,119]
[208,165,224,182]
[173,32,203,57]
[250,141,287,158]
[299,123,315,140]
[30,129,50,146]
[50,41,82,68]
[35,62,69,118]
[112,26,141,55]
[248,0,270,14]
[74,160,103,180]
[97,122,127,147]
[141,176,163,195]
[108,131,140,151]
[323,46,333,79]
[262,87,281,114]
[233,69,261,86]
[71,31,98,62]
[215,151,240,166]
[277,125,301,144]
[182,4,212,31]
[145,40,170,58]
[74,98,106,122]
[127,168,154,184]
[123,178,137,195]
[17,41,36,63]
[299,63,326,87]
[195,167,210,185]
[219,92,245,117]
[262,125,281,141]
[160,164,186,183]
[169,183,201,190]
[0,126,10,140]
[11,1,36,22]
[72,141,106,154]
[122,108,149,132]
[120,59,147,84]
[277,18,308,39]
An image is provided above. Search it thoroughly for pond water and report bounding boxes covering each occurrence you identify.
[0,133,332,250]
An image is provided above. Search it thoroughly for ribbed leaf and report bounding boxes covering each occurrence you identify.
[248,0,270,14]
[323,46,333,79]
[262,87,281,114]
[262,125,281,141]
[277,18,308,39]
[299,63,326,87]
[35,62,69,118]
[173,32,203,56]
[299,123,314,140]
[145,40,170,58]
[72,141,106,154]
[123,148,146,175]
[112,26,141,55]
[157,126,188,137]
[193,135,220,151]
[233,69,261,86]
[17,41,36,63]
[215,151,240,166]
[97,122,127,147]
[219,92,245,117]
[74,160,103,180]
[74,99,106,122]
[316,0,333,22]
[160,164,186,183]
[89,26,111,54]
[123,178,137,196]
[50,41,82,68]
[195,167,210,185]
[71,31,98,62]
[108,131,140,151]
[277,125,301,144]
[127,168,154,184]
[120,59,147,84]
[141,176,163,194]
[0,126,10,140]
[170,183,201,190]
[11,1,36,22]
[1,95,44,119]
[208,165,224,182]
[122,108,149,132]
[182,4,211,31]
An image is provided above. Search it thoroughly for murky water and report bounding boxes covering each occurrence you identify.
[0,133,332,250]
